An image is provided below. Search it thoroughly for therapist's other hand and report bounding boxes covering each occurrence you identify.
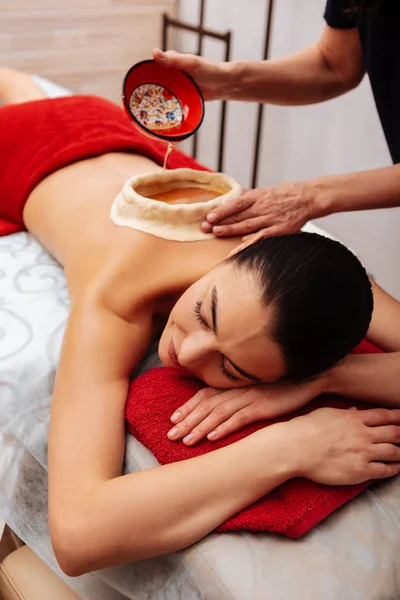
[201,182,315,251]
[153,49,229,101]
[167,378,323,446]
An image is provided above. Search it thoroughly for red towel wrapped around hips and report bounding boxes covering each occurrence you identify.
[0,95,209,237]
[125,340,383,538]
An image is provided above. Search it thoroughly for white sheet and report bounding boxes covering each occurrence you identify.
[1,79,400,600]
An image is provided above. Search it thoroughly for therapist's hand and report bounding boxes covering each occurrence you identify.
[201,181,316,253]
[167,377,325,446]
[152,49,230,101]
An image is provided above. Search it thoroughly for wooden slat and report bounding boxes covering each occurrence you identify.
[0,0,174,11]
[0,1,176,102]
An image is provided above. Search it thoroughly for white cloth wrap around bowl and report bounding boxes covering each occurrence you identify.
[110,168,242,241]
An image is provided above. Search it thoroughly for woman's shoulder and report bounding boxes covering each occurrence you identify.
[75,235,176,320]
[73,231,240,321]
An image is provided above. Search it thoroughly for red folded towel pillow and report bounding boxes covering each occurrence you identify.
[125,340,382,538]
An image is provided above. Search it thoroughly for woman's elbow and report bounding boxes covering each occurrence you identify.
[50,515,94,577]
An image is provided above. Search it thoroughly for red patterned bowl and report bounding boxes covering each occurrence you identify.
[122,59,204,142]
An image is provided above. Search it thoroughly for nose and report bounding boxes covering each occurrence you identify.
[178,331,214,370]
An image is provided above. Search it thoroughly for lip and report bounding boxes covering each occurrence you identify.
[168,337,181,367]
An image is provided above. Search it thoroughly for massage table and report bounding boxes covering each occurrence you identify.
[1,77,400,600]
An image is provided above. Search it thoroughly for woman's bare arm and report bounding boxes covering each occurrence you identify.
[324,281,400,406]
[367,280,400,352]
[48,285,400,576]
[48,291,296,576]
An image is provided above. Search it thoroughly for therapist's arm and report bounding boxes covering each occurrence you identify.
[225,25,364,104]
[154,25,364,104]
[310,163,400,218]
[202,162,400,242]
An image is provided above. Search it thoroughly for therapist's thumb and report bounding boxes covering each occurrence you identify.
[153,49,199,74]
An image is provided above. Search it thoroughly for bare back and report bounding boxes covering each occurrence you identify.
[23,151,241,317]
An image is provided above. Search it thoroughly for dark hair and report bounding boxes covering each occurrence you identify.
[229,233,373,381]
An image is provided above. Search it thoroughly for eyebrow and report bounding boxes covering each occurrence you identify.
[209,285,263,384]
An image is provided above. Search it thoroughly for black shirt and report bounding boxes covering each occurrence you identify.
[324,0,400,164]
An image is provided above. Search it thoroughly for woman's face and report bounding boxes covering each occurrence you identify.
[158,263,286,388]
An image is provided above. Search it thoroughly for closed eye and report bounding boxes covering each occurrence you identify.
[194,301,210,329]
[220,356,240,382]
[194,301,240,382]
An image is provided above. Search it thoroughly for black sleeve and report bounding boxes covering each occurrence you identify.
[324,0,357,29]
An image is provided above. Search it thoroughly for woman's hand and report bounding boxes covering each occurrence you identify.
[153,49,230,101]
[167,378,325,445]
[200,181,317,253]
[287,406,400,485]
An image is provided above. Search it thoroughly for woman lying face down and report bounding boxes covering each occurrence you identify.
[6,71,396,575]
[159,233,373,388]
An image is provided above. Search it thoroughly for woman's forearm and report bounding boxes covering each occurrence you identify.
[326,352,400,408]
[322,281,400,407]
[54,426,296,576]
[310,164,400,218]
[49,297,296,577]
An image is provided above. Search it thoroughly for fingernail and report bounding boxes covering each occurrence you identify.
[207,212,218,223]
[168,427,179,439]
[242,235,250,241]
[207,430,218,440]
[201,221,212,232]
[213,226,224,234]
[183,433,194,444]
[170,411,181,423]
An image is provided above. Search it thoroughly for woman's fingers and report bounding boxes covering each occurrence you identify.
[205,408,261,441]
[169,387,213,425]
[182,400,255,445]
[370,424,400,444]
[367,462,400,480]
[370,443,400,463]
[167,389,246,443]
[362,408,400,427]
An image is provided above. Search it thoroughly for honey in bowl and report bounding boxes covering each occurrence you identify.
[110,168,242,242]
[135,182,224,205]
